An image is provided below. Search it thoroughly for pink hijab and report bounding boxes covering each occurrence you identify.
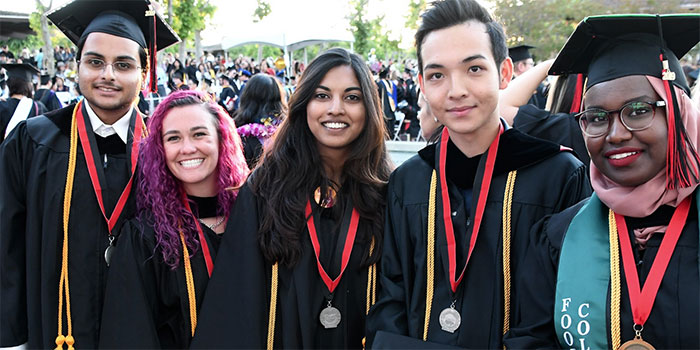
[590,76,700,233]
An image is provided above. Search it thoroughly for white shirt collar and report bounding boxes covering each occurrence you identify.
[83,100,132,143]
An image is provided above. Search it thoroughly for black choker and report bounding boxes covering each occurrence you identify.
[186,195,219,218]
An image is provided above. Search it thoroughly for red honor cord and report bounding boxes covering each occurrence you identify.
[615,196,690,326]
[439,124,504,293]
[75,100,143,234]
[182,192,215,277]
[305,200,360,294]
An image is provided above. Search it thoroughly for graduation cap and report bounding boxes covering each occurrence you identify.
[240,69,252,77]
[550,14,700,189]
[508,45,534,62]
[1,63,40,83]
[47,0,180,93]
[40,73,52,85]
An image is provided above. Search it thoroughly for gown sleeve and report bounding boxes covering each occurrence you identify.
[553,158,591,212]
[365,174,412,347]
[0,122,29,346]
[99,221,162,349]
[190,184,269,349]
[503,201,585,349]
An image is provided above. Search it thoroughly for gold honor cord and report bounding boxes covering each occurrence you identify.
[366,238,377,315]
[56,104,147,350]
[609,210,622,349]
[56,107,79,350]
[267,263,279,350]
[502,170,517,347]
[180,228,198,337]
[423,170,517,342]
[423,170,438,340]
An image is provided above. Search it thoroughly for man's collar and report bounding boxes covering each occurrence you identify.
[83,100,131,143]
[417,120,564,175]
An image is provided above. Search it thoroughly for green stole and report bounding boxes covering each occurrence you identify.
[554,193,700,349]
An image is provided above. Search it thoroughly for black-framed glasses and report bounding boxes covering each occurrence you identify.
[576,100,666,137]
[78,58,142,74]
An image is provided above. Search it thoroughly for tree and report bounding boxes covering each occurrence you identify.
[348,0,372,57]
[34,0,54,73]
[194,0,216,59]
[493,0,697,62]
[253,0,272,23]
[405,0,426,31]
[171,0,216,61]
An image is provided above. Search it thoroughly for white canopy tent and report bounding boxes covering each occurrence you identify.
[202,13,354,75]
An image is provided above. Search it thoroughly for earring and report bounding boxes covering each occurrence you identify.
[433,116,438,123]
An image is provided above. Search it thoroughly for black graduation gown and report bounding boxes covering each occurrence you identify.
[0,97,46,140]
[377,79,396,138]
[512,104,589,167]
[504,197,700,349]
[190,184,374,349]
[365,126,592,349]
[0,104,140,348]
[34,88,63,112]
[241,135,263,170]
[99,216,221,349]
[527,83,548,109]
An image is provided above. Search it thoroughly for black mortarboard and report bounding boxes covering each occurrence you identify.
[1,63,40,83]
[549,14,699,94]
[40,74,51,85]
[47,0,180,93]
[550,14,700,189]
[508,45,534,62]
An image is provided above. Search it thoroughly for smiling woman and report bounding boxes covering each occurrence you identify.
[190,48,393,349]
[99,90,249,349]
[505,14,700,350]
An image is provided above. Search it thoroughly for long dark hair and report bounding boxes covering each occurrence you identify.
[234,74,287,126]
[548,73,581,114]
[251,47,392,267]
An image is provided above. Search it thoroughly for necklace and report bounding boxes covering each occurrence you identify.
[199,216,225,230]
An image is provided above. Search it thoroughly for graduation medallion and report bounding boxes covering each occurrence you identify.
[104,235,115,266]
[319,301,341,329]
[619,338,655,350]
[439,303,461,333]
[313,186,337,208]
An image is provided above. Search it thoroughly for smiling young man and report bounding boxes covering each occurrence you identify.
[0,1,178,348]
[365,0,591,348]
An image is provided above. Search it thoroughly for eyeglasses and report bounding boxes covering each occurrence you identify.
[79,58,141,74]
[576,100,666,137]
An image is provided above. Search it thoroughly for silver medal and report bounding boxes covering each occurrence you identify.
[439,305,461,333]
[319,302,341,329]
[104,236,115,266]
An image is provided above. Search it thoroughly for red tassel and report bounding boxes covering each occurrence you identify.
[150,14,158,94]
[660,53,700,189]
[569,74,584,114]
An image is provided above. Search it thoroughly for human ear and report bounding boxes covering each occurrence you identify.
[499,57,514,90]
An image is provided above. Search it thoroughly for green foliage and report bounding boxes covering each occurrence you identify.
[228,44,282,61]
[0,37,43,54]
[253,0,272,23]
[172,0,216,40]
[405,0,426,31]
[493,0,697,62]
[348,0,403,62]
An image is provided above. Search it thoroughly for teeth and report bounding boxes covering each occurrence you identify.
[323,122,348,129]
[180,159,203,168]
[609,151,638,160]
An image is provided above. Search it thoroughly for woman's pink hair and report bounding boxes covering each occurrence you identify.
[138,90,249,269]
